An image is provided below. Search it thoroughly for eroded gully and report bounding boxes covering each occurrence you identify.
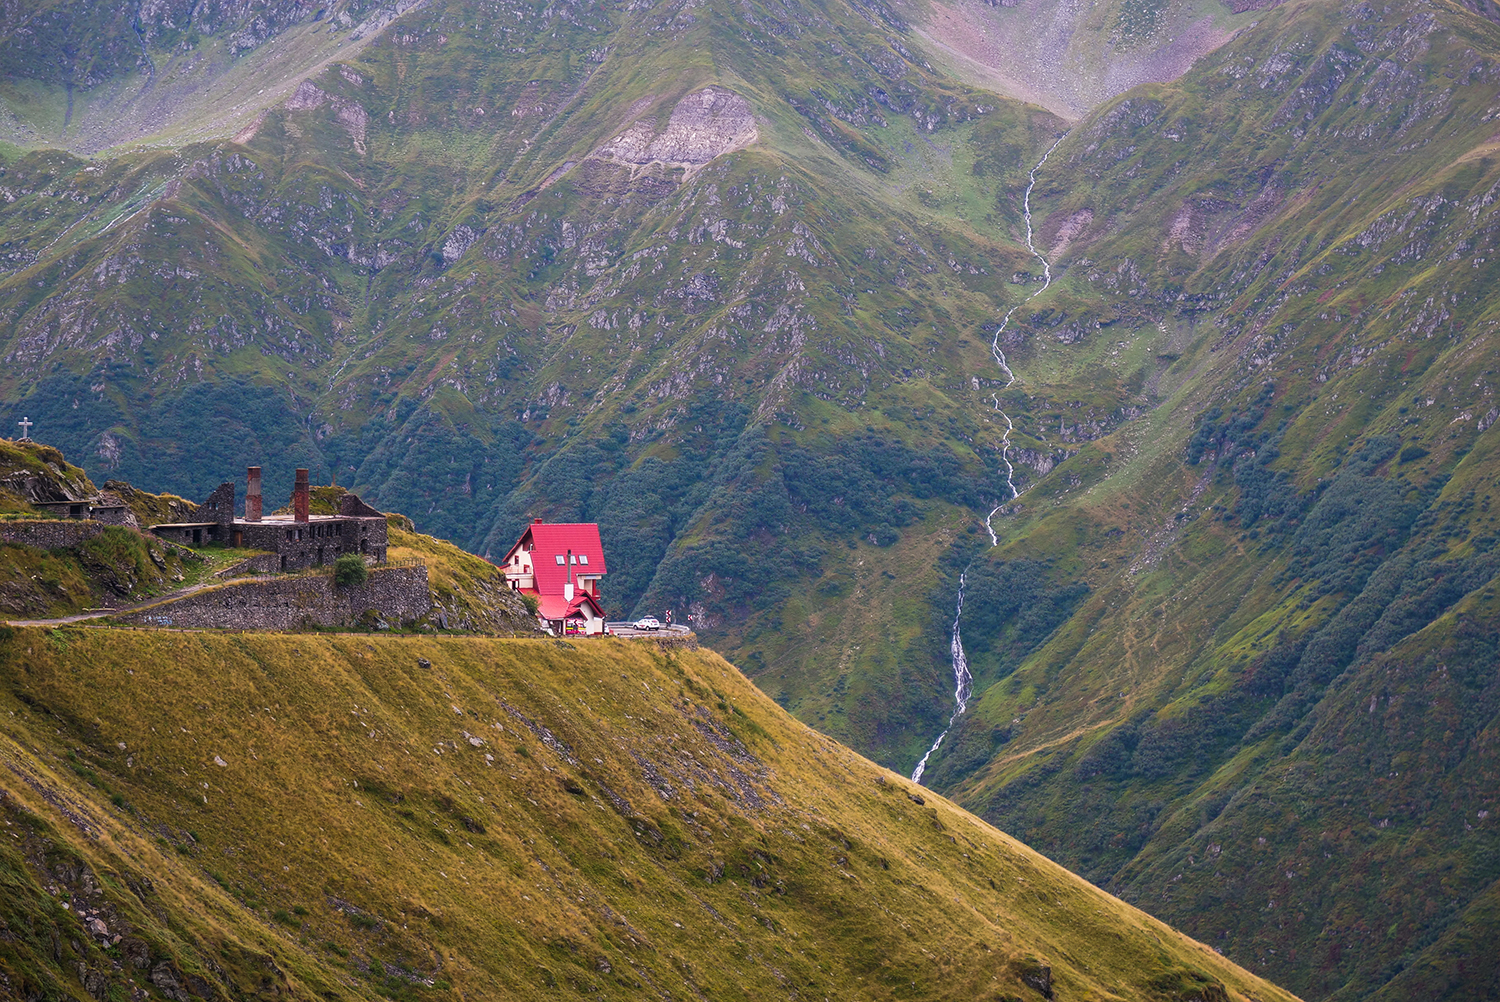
[911,135,1065,785]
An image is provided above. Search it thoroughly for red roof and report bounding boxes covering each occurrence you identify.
[504,521,608,597]
[537,592,603,621]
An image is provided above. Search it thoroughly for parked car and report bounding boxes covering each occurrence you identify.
[634,616,661,631]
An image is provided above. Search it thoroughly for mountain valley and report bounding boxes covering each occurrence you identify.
[3,0,1500,996]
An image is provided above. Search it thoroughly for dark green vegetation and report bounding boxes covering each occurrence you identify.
[0,627,1298,1002]
[333,551,370,588]
[2,0,1500,997]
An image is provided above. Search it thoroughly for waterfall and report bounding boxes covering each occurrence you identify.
[984,134,1065,544]
[911,134,1067,784]
[911,570,972,784]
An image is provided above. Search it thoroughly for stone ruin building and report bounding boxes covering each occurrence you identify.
[151,467,389,570]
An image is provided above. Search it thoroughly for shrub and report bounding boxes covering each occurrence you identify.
[333,553,369,588]
[1399,445,1429,464]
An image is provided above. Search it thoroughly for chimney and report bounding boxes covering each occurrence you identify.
[293,468,310,523]
[245,467,262,522]
[533,517,544,523]
[564,548,574,601]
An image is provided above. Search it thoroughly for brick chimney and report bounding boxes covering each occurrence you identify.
[245,467,262,522]
[293,468,310,523]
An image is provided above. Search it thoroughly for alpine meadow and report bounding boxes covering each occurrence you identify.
[2,0,1500,999]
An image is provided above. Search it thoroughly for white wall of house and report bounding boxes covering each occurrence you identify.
[504,546,535,590]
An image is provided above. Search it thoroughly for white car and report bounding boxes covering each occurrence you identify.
[634,616,661,631]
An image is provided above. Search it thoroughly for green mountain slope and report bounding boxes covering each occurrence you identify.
[3,0,1500,998]
[892,0,1500,998]
[0,0,1071,770]
[0,626,1299,1002]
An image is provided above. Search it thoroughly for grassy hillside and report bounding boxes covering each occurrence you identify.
[0,625,1297,1002]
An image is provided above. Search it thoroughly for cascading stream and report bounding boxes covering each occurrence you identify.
[910,570,971,784]
[911,134,1066,784]
[985,134,1065,544]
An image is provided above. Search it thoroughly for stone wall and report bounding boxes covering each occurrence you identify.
[120,565,431,630]
[0,519,107,549]
[231,553,284,575]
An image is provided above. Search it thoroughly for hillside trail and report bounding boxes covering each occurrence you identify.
[912,134,1066,785]
[3,556,258,627]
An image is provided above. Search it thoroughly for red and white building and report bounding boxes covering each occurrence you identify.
[501,519,608,636]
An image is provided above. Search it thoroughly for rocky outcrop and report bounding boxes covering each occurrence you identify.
[285,80,370,153]
[596,87,758,172]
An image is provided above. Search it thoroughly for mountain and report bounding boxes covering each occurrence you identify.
[2,0,1499,998]
[0,626,1299,1001]
[0,0,1072,771]
[887,0,1500,998]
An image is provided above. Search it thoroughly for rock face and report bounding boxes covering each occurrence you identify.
[598,87,758,169]
[285,80,370,152]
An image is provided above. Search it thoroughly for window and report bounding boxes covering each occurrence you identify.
[555,554,565,565]
[578,554,588,565]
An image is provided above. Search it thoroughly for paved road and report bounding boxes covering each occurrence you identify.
[604,622,694,638]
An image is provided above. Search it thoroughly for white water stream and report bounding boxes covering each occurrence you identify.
[910,571,971,783]
[911,135,1065,785]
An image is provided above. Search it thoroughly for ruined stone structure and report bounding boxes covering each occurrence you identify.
[151,467,389,570]
[0,519,109,549]
[119,564,431,630]
[32,491,136,526]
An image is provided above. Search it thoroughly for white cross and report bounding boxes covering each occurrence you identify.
[16,416,32,441]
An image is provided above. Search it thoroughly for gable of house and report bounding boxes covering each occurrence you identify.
[504,522,607,596]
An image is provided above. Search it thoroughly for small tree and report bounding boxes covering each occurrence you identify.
[333,553,369,589]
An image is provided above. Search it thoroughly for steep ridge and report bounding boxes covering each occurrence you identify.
[0,627,1298,1002]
